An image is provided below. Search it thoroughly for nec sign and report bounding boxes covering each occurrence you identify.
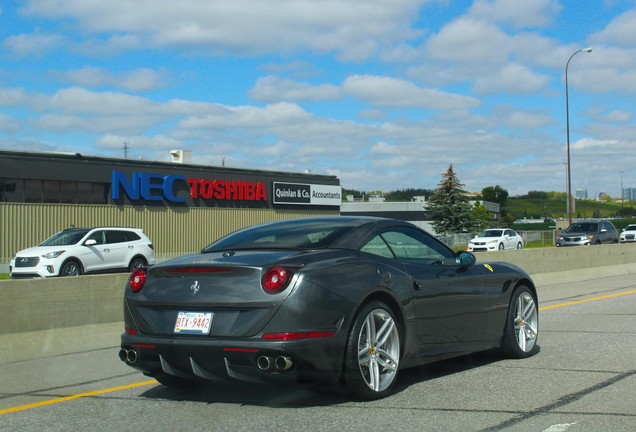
[111,171,267,203]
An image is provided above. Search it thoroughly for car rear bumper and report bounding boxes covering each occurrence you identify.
[120,330,347,385]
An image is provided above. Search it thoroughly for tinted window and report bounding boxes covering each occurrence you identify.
[361,235,395,258]
[204,219,358,251]
[124,231,141,241]
[371,227,453,263]
[86,230,106,245]
[106,230,129,244]
[40,229,91,246]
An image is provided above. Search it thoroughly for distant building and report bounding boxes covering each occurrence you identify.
[575,188,588,199]
[624,187,636,201]
[341,197,500,236]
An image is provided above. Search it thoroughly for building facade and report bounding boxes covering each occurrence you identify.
[0,150,341,264]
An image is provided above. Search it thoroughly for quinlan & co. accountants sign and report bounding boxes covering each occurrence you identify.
[273,182,341,206]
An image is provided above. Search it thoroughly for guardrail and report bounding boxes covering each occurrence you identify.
[2,244,636,337]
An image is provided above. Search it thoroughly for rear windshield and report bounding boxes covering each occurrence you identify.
[203,219,358,252]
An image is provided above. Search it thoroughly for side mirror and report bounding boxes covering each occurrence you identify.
[84,239,97,246]
[455,251,476,267]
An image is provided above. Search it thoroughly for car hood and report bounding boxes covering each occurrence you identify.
[561,231,595,236]
[14,245,78,256]
[470,236,501,242]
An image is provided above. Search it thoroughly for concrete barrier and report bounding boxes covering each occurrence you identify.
[474,243,636,286]
[2,244,636,336]
[0,273,129,336]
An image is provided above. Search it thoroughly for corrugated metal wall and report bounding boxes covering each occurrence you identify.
[0,203,338,263]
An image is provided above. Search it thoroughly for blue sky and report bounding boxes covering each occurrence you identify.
[1,0,635,198]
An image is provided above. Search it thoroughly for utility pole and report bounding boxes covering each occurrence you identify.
[123,142,130,159]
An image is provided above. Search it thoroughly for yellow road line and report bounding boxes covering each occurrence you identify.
[540,289,636,311]
[0,379,156,415]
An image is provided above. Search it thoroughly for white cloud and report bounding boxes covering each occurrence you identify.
[0,113,19,132]
[2,32,65,57]
[249,76,340,102]
[20,0,424,59]
[426,18,511,65]
[571,137,619,150]
[468,0,561,29]
[473,63,550,95]
[589,10,636,48]
[62,67,168,91]
[96,133,182,150]
[342,74,480,109]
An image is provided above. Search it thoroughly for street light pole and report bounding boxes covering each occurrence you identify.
[565,47,592,225]
[620,170,624,216]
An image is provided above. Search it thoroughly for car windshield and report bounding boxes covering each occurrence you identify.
[203,219,358,251]
[625,225,636,231]
[478,230,503,237]
[39,229,90,246]
[566,223,598,233]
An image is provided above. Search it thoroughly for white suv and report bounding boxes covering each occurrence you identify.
[10,227,156,278]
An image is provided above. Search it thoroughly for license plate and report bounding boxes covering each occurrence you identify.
[174,311,213,335]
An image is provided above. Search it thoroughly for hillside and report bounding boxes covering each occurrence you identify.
[506,198,636,220]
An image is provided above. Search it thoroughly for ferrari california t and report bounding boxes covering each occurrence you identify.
[119,216,539,400]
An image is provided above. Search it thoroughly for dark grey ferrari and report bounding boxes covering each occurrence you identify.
[119,216,539,400]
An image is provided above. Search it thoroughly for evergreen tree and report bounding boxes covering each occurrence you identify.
[428,164,473,235]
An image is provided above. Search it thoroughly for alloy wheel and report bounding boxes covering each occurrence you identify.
[357,308,400,392]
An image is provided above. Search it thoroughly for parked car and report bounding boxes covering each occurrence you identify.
[619,224,636,243]
[119,216,539,400]
[10,227,155,278]
[556,220,619,246]
[467,228,524,252]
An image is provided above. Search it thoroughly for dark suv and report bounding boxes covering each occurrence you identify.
[556,219,619,246]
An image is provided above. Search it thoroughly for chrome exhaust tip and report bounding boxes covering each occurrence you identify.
[275,356,293,371]
[126,349,138,364]
[118,349,128,362]
[257,356,274,371]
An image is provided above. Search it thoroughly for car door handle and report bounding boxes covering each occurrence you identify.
[413,281,423,290]
[103,248,110,252]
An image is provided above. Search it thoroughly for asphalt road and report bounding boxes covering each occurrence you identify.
[1,275,635,432]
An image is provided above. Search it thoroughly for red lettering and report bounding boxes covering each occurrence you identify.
[200,179,213,199]
[255,182,267,201]
[225,181,240,200]
[213,180,225,199]
[187,177,200,198]
[186,178,267,201]
[244,182,255,200]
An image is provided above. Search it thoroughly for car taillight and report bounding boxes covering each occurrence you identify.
[262,266,293,294]
[129,268,147,292]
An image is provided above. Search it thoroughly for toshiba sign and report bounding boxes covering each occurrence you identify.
[111,171,267,204]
